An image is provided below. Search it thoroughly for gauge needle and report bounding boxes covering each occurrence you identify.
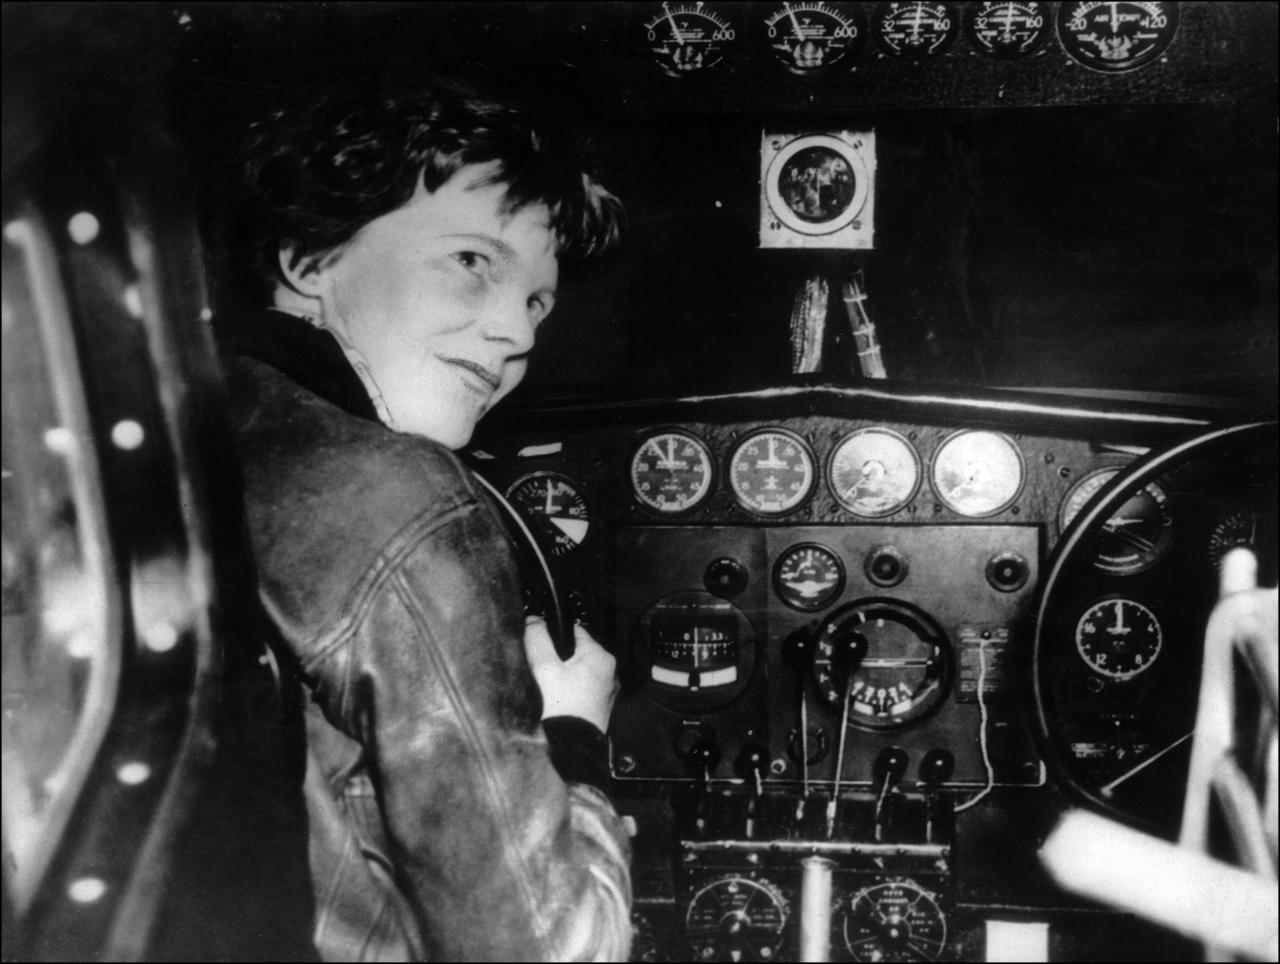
[1110,600,1130,635]
[663,3,684,44]
[1108,2,1120,34]
[544,479,554,515]
[1099,732,1194,797]
[1000,5,1015,41]
[785,2,805,42]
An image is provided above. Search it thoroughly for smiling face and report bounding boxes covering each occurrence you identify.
[293,163,559,448]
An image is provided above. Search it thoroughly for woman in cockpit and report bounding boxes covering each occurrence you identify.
[216,82,632,961]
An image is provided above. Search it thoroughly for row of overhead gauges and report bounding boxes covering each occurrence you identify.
[630,427,1026,519]
[641,2,1179,75]
[685,875,947,962]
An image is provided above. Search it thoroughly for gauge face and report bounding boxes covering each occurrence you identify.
[963,1,1050,59]
[1056,1,1179,73]
[763,1,866,74]
[774,543,845,611]
[813,599,950,730]
[505,472,590,557]
[642,2,737,76]
[640,591,754,713]
[1208,510,1272,571]
[631,431,714,514]
[843,879,947,962]
[728,429,815,515]
[872,2,960,61]
[930,431,1023,517]
[829,428,921,517]
[686,876,788,961]
[1076,598,1162,680]
[765,133,871,236]
[1060,469,1172,575]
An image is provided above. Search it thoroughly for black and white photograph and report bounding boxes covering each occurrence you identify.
[3,3,1276,961]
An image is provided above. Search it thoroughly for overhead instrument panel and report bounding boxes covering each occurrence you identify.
[828,428,920,517]
[963,1,1051,59]
[760,1,867,75]
[872,2,961,61]
[1056,1,1179,73]
[760,130,876,249]
[930,431,1024,518]
[728,428,816,516]
[641,2,737,76]
[631,430,715,514]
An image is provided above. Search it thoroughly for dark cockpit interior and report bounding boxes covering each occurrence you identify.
[3,4,1277,962]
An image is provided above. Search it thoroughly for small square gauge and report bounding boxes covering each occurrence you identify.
[759,130,876,249]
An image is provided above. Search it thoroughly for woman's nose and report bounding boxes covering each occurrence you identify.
[480,292,537,353]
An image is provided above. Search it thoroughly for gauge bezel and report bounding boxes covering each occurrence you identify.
[1055,0,1180,74]
[773,542,847,611]
[727,427,817,517]
[760,1,868,75]
[929,430,1025,518]
[1074,595,1164,681]
[827,426,922,518]
[504,470,592,556]
[764,133,871,236]
[630,428,716,516]
[640,1,738,77]
[962,1,1051,60]
[871,1,961,61]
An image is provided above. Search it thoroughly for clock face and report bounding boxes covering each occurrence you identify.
[1056,1,1179,73]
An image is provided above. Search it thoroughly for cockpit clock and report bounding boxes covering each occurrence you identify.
[641,2,737,76]
[1056,1,1179,73]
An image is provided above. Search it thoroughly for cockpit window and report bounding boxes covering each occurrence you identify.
[2,210,121,913]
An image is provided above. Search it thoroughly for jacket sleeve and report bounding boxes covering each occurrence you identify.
[300,490,632,962]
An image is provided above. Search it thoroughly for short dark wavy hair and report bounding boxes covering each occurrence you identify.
[233,82,624,295]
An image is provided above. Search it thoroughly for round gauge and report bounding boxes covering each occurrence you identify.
[765,133,870,236]
[812,599,950,731]
[1056,1,1179,73]
[872,2,960,61]
[842,879,947,962]
[641,2,737,76]
[1207,510,1272,571]
[505,471,590,557]
[728,429,815,516]
[774,543,846,611]
[631,431,714,515]
[829,428,921,517]
[1076,598,1162,681]
[930,431,1024,517]
[963,1,1050,59]
[639,591,755,713]
[1060,468,1172,575]
[763,1,867,74]
[686,876,788,962]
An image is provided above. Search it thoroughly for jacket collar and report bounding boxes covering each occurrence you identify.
[219,307,380,424]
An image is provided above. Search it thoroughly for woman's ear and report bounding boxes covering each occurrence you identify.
[277,245,326,298]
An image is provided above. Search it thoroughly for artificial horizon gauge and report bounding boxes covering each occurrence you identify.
[685,876,788,962]
[1056,1,1179,73]
[842,879,947,962]
[631,430,714,514]
[774,543,846,611]
[641,2,737,76]
[812,599,951,731]
[728,428,815,515]
[1075,598,1163,681]
[828,428,921,517]
[963,1,1050,59]
[762,1,867,74]
[872,2,960,61]
[930,431,1024,517]
[505,471,590,557]
[1060,468,1172,575]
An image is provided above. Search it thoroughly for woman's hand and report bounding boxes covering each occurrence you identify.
[523,616,619,733]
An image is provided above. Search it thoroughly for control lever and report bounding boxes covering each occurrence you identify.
[686,739,720,836]
[782,628,816,822]
[919,749,955,843]
[736,743,769,838]
[828,629,869,839]
[873,747,909,841]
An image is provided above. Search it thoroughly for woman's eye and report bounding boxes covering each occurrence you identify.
[453,251,489,272]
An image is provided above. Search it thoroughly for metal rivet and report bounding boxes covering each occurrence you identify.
[123,284,144,319]
[117,762,151,786]
[68,212,100,246]
[143,621,178,653]
[43,426,74,454]
[68,877,107,903]
[111,420,145,450]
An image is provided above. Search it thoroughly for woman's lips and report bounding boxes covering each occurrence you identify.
[442,356,501,394]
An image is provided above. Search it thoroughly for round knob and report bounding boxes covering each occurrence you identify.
[687,739,721,773]
[918,748,955,787]
[704,557,749,598]
[736,743,770,778]
[865,545,908,587]
[986,551,1028,592]
[873,747,909,787]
